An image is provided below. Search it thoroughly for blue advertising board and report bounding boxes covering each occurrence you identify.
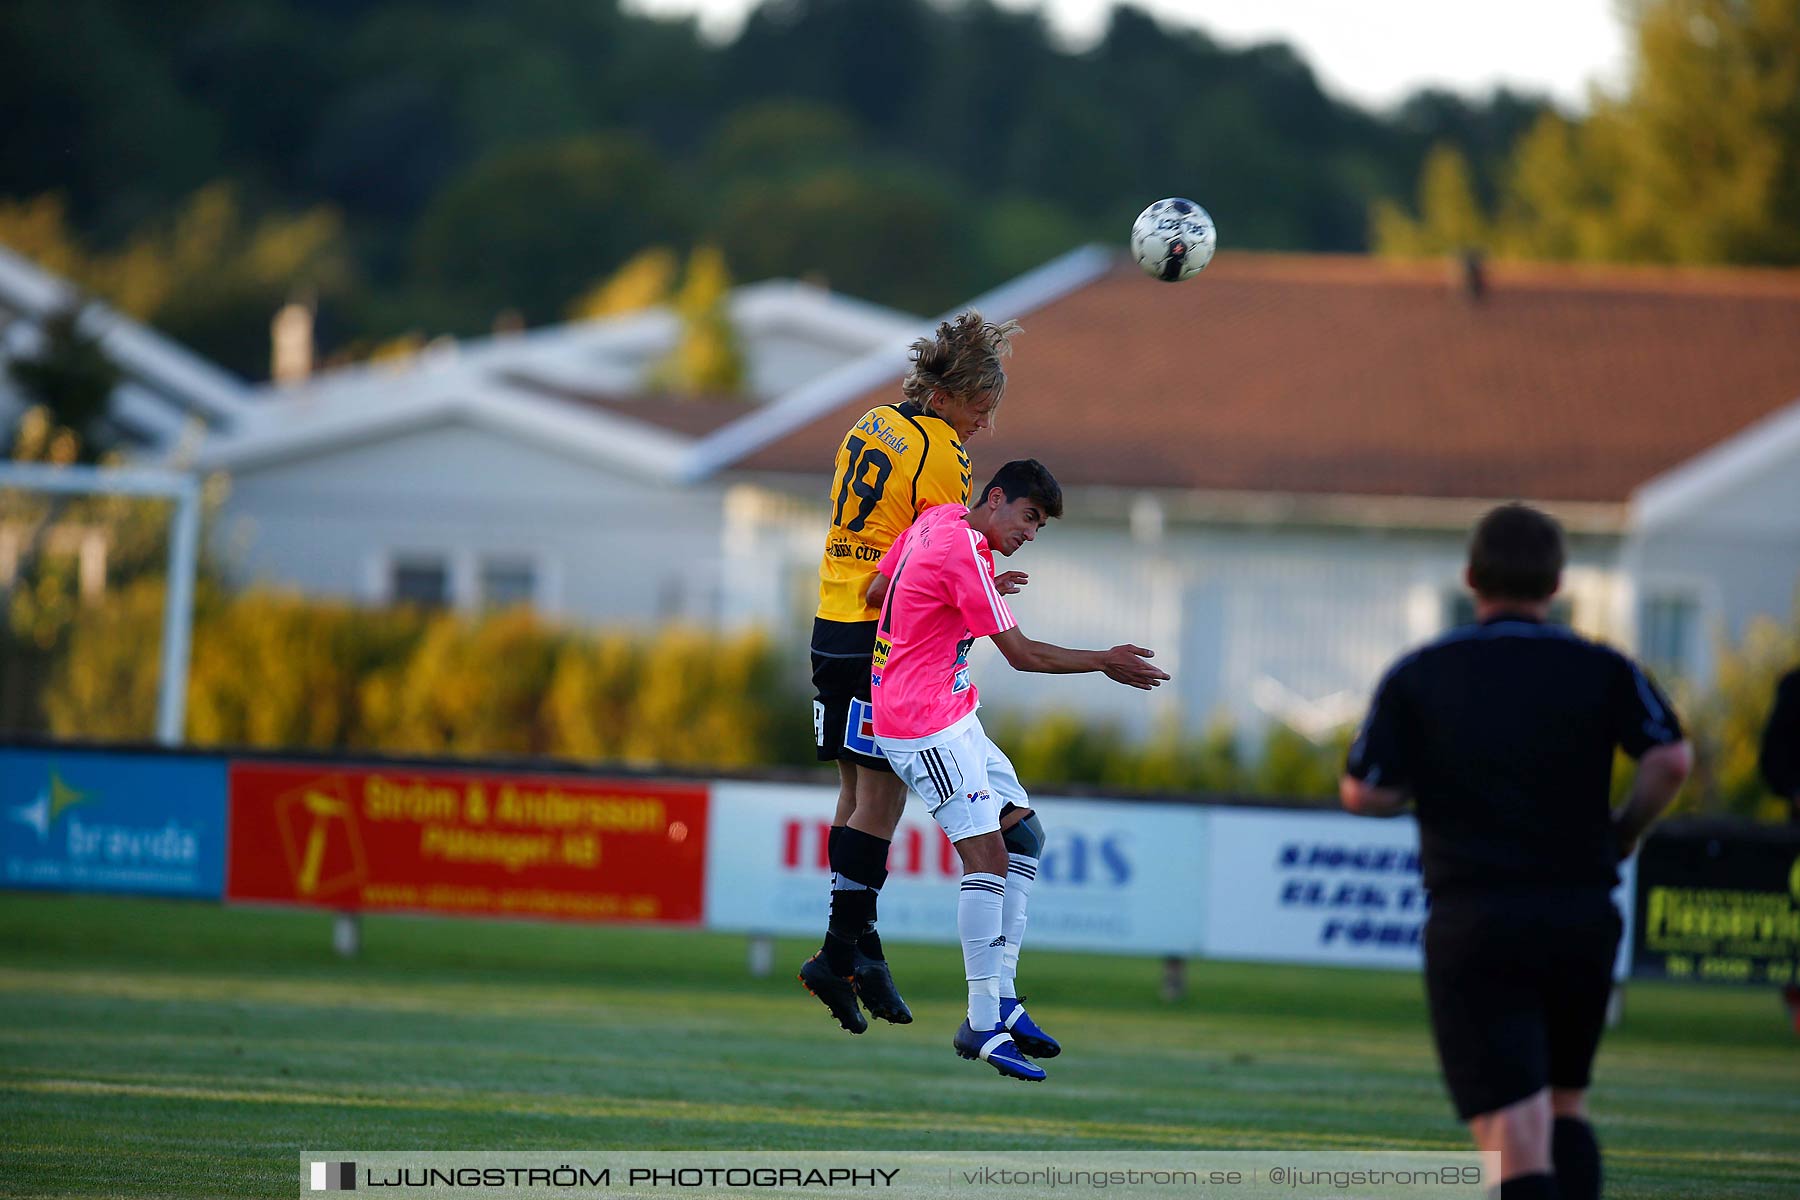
[0,748,228,898]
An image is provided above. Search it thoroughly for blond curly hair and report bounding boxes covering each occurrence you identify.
[901,310,1022,420]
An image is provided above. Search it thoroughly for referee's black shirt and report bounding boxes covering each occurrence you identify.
[1346,614,1684,893]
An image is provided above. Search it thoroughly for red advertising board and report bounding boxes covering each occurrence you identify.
[226,762,707,924]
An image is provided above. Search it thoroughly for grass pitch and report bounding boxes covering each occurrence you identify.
[1,894,1795,1199]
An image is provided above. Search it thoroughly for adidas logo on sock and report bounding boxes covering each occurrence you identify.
[988,935,1007,947]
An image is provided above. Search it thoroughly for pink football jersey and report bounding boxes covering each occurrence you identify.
[870,503,1016,745]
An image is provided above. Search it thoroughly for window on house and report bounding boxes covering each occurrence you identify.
[478,558,536,611]
[1639,594,1697,680]
[391,556,449,608]
[1443,590,1571,629]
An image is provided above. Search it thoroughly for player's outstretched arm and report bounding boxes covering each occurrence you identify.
[990,627,1168,690]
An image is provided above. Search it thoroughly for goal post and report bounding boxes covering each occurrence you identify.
[0,462,201,746]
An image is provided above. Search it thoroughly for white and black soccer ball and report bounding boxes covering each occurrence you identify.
[1130,198,1216,282]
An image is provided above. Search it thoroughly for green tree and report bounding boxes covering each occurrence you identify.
[1491,112,1624,260]
[1372,143,1492,256]
[648,247,746,397]
[1395,0,1800,266]
[722,167,976,314]
[1685,607,1800,821]
[6,305,120,461]
[569,247,680,320]
[1600,0,1800,264]
[412,135,687,327]
[704,102,862,186]
[359,609,567,756]
[183,591,428,750]
[0,184,351,379]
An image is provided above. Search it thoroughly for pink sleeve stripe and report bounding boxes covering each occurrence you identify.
[966,528,1016,632]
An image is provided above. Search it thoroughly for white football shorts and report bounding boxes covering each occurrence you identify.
[879,715,1029,843]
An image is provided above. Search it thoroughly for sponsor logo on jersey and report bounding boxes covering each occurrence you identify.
[855,413,910,457]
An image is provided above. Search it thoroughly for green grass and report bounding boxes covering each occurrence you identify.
[0,895,1795,1199]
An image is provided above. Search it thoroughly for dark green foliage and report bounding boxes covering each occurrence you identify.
[5,306,120,460]
[411,134,688,327]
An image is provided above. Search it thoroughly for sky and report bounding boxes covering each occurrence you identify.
[622,0,1632,112]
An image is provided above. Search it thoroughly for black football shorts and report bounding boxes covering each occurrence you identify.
[810,618,891,773]
[1423,887,1621,1120]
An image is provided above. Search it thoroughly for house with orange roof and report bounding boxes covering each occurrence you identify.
[715,249,1800,736]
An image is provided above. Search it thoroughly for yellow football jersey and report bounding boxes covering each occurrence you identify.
[815,402,971,625]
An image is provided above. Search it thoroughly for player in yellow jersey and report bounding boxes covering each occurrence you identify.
[800,311,1027,1034]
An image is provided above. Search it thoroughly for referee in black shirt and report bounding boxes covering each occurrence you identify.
[1341,504,1692,1200]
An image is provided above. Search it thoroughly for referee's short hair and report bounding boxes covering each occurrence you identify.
[1468,503,1564,601]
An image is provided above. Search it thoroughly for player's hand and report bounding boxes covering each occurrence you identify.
[994,571,1029,595]
[1102,645,1169,690]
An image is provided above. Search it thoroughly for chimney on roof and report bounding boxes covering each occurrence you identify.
[271,295,315,384]
[1457,248,1487,302]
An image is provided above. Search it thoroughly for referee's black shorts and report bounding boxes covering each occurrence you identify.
[1423,886,1621,1120]
[810,618,892,774]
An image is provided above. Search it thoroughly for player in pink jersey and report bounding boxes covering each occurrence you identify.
[867,459,1168,1081]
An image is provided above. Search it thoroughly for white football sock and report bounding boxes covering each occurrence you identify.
[958,871,1006,1028]
[999,852,1037,999]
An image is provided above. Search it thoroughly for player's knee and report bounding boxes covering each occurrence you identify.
[1001,809,1045,859]
[955,832,1009,877]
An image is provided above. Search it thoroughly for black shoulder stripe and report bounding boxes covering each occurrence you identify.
[895,407,947,509]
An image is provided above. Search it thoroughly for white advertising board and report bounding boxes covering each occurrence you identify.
[704,781,1209,956]
[1203,807,1636,978]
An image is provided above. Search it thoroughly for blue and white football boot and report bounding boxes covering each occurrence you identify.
[953,1020,1047,1082]
[999,996,1061,1058]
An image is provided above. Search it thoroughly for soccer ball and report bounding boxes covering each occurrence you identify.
[1131,198,1216,282]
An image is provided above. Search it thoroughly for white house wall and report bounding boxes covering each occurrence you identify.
[1627,456,1800,665]
[217,418,729,624]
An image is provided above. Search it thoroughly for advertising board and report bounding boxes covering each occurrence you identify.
[226,761,707,924]
[703,782,1208,955]
[1632,821,1800,986]
[1204,807,1636,978]
[0,747,227,898]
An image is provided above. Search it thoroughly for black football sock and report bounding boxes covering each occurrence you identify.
[858,929,886,962]
[819,825,849,963]
[1552,1117,1600,1200]
[826,891,874,972]
[829,826,891,967]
